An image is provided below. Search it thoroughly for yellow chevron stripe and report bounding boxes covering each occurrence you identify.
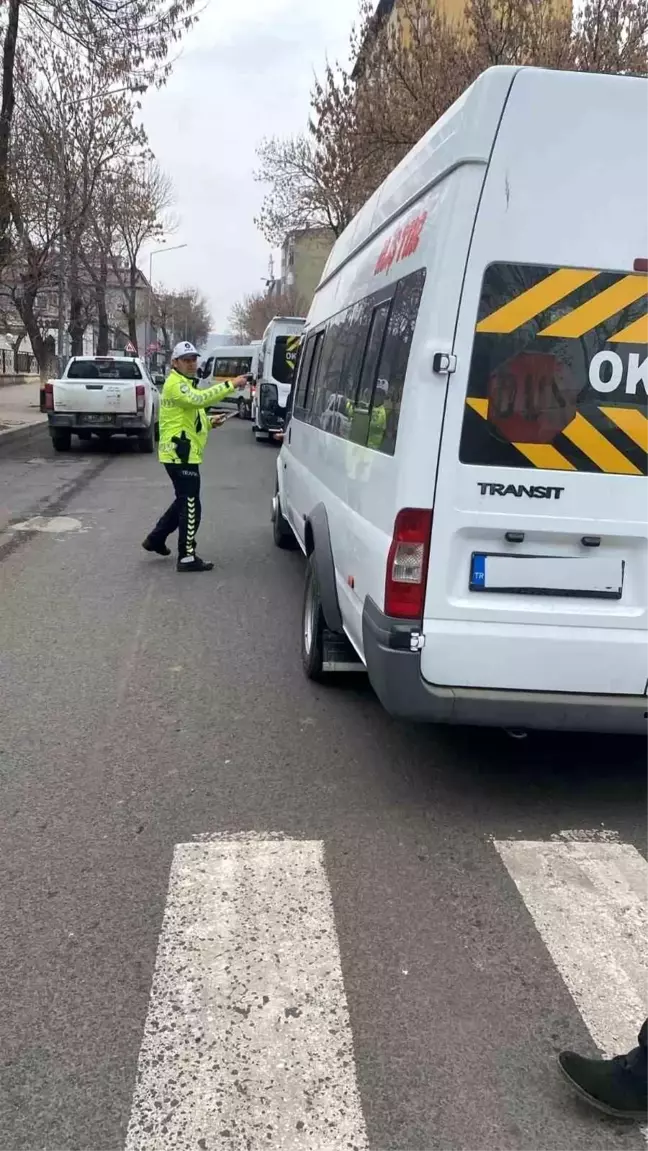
[538,276,648,339]
[466,397,489,418]
[600,406,648,452]
[608,313,648,344]
[561,413,642,475]
[476,268,599,334]
[512,443,576,471]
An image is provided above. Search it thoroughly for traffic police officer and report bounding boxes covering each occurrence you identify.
[143,340,245,572]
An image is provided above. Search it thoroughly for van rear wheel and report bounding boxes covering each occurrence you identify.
[301,556,325,680]
[272,483,296,550]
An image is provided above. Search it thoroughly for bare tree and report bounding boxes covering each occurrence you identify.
[255,134,357,247]
[112,162,174,351]
[0,0,199,275]
[228,287,307,342]
[261,0,648,239]
[152,286,211,357]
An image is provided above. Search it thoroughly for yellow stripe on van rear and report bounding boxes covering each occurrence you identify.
[538,276,648,339]
[608,313,648,344]
[512,443,576,471]
[600,407,648,452]
[476,268,599,334]
[561,413,642,475]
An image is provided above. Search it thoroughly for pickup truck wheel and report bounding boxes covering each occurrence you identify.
[139,421,156,454]
[301,556,325,681]
[51,430,71,452]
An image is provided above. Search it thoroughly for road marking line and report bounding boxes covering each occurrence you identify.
[126,839,368,1150]
[494,840,648,1057]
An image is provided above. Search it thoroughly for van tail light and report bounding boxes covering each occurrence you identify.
[44,381,54,411]
[136,384,145,412]
[385,508,433,619]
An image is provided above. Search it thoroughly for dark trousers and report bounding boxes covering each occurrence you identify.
[150,464,201,559]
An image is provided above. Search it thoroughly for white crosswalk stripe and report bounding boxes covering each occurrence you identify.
[494,837,648,1058]
[125,837,368,1151]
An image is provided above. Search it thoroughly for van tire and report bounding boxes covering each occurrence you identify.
[273,485,296,550]
[237,399,247,420]
[51,430,71,452]
[301,556,325,680]
[139,421,156,453]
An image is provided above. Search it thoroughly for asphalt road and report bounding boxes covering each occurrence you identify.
[0,420,645,1151]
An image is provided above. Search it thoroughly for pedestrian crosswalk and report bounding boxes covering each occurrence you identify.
[126,837,368,1151]
[126,832,647,1149]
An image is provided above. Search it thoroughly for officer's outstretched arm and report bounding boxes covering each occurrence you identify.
[171,379,236,409]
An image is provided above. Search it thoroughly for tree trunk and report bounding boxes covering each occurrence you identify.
[128,261,139,350]
[14,288,48,379]
[0,0,20,271]
[67,248,86,357]
[95,255,109,355]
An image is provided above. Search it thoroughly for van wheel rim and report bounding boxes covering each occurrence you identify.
[304,579,315,654]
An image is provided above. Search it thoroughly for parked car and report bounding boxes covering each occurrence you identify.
[272,65,648,736]
[42,355,160,452]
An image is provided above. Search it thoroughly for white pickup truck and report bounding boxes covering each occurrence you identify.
[42,355,160,453]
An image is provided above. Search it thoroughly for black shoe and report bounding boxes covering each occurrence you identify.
[558,1048,648,1119]
[142,536,171,557]
[177,555,214,573]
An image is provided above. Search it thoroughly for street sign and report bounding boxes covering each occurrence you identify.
[125,341,137,355]
[147,342,160,353]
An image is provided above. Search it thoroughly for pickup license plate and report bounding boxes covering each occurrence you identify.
[470,553,624,599]
[82,413,114,425]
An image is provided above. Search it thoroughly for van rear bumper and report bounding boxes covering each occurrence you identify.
[362,598,648,735]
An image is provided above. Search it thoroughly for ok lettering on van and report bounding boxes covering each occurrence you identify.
[374,211,428,276]
[460,262,648,476]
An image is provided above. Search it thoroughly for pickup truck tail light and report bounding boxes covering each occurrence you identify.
[136,384,145,413]
[384,508,433,619]
[44,381,54,411]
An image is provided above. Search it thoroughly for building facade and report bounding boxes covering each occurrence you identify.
[280,228,335,309]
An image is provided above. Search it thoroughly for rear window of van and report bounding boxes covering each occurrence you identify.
[460,262,648,476]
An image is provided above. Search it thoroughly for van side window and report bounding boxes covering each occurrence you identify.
[370,267,426,455]
[294,330,325,421]
[349,301,391,446]
[306,331,326,417]
[294,335,316,410]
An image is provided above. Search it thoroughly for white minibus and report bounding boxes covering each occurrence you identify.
[253,317,305,441]
[273,66,648,734]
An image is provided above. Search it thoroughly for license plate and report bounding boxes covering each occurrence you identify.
[82,413,114,424]
[470,553,624,599]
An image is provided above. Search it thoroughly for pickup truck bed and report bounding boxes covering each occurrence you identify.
[43,356,160,453]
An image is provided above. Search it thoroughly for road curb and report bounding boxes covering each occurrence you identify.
[0,420,47,451]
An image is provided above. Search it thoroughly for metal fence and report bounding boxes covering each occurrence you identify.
[0,349,38,375]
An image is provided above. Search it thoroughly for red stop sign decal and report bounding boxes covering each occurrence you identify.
[487,352,578,444]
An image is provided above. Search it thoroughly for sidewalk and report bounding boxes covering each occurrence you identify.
[0,381,46,445]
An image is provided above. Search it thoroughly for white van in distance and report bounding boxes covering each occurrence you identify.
[253,317,305,441]
[273,66,648,735]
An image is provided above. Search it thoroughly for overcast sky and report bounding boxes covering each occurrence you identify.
[141,0,360,333]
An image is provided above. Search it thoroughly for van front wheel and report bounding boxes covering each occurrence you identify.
[302,556,325,680]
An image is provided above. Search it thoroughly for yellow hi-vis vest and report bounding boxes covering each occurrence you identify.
[158,370,234,465]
